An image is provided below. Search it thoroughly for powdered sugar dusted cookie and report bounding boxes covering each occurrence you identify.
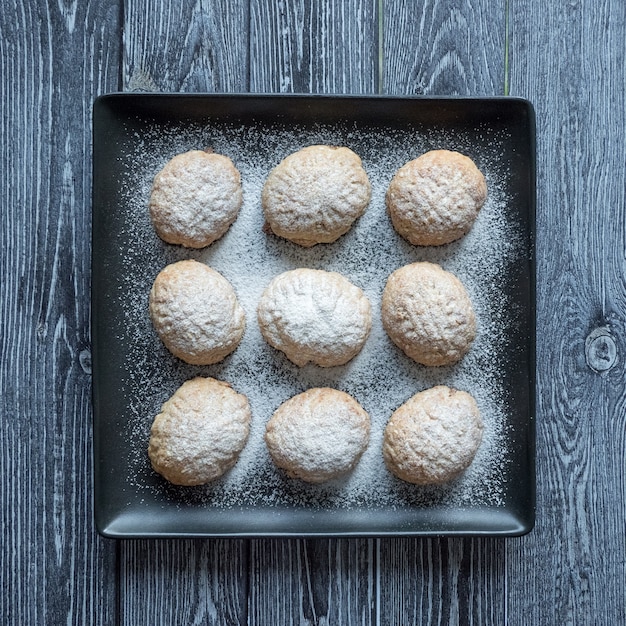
[387,149,487,246]
[148,377,251,486]
[149,259,245,365]
[257,268,372,367]
[383,385,483,485]
[381,262,476,366]
[149,149,243,248]
[262,145,371,247]
[265,388,370,483]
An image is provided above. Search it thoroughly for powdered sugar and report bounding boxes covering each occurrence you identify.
[265,388,370,484]
[258,268,372,367]
[383,386,484,486]
[149,149,243,247]
[262,145,371,245]
[149,259,245,365]
[110,115,527,517]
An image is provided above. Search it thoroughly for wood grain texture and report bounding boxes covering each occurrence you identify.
[377,2,508,624]
[508,0,626,623]
[4,0,625,624]
[381,0,505,95]
[248,539,376,625]
[0,1,121,624]
[249,0,379,93]
[246,4,379,624]
[120,540,249,625]
[118,3,252,625]
[244,0,378,625]
[378,538,505,625]
[123,0,249,92]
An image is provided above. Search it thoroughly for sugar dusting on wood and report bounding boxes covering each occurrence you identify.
[113,118,525,513]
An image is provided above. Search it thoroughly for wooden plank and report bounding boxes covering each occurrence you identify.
[382,0,505,95]
[123,0,249,92]
[0,1,121,624]
[119,3,251,625]
[246,3,379,624]
[248,539,376,625]
[119,540,248,625]
[249,0,379,93]
[378,538,505,625]
[377,1,508,623]
[507,0,626,623]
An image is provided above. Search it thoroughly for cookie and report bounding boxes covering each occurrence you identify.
[257,268,372,367]
[262,145,371,247]
[264,388,370,483]
[386,149,487,246]
[149,149,243,248]
[148,377,251,486]
[149,259,245,365]
[381,262,476,366]
[383,385,483,485]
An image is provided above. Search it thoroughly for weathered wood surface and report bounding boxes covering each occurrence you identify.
[382,0,504,95]
[507,0,626,624]
[123,0,249,92]
[2,0,625,624]
[247,3,379,624]
[249,0,379,93]
[378,2,509,624]
[0,1,121,625]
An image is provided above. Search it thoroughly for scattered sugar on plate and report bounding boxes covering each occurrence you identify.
[111,118,526,513]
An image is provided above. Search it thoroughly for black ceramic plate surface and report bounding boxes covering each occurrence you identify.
[92,94,535,538]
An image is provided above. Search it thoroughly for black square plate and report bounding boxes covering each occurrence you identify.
[92,94,535,538]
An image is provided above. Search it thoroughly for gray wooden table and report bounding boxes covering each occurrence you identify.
[2,1,625,624]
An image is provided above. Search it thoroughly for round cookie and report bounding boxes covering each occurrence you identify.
[257,268,372,367]
[149,149,243,248]
[262,145,371,247]
[148,377,251,486]
[381,262,476,366]
[383,385,483,485]
[265,388,370,483]
[149,259,245,365]
[386,149,487,246]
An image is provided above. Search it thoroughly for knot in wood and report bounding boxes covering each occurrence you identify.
[79,349,92,374]
[585,327,617,373]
